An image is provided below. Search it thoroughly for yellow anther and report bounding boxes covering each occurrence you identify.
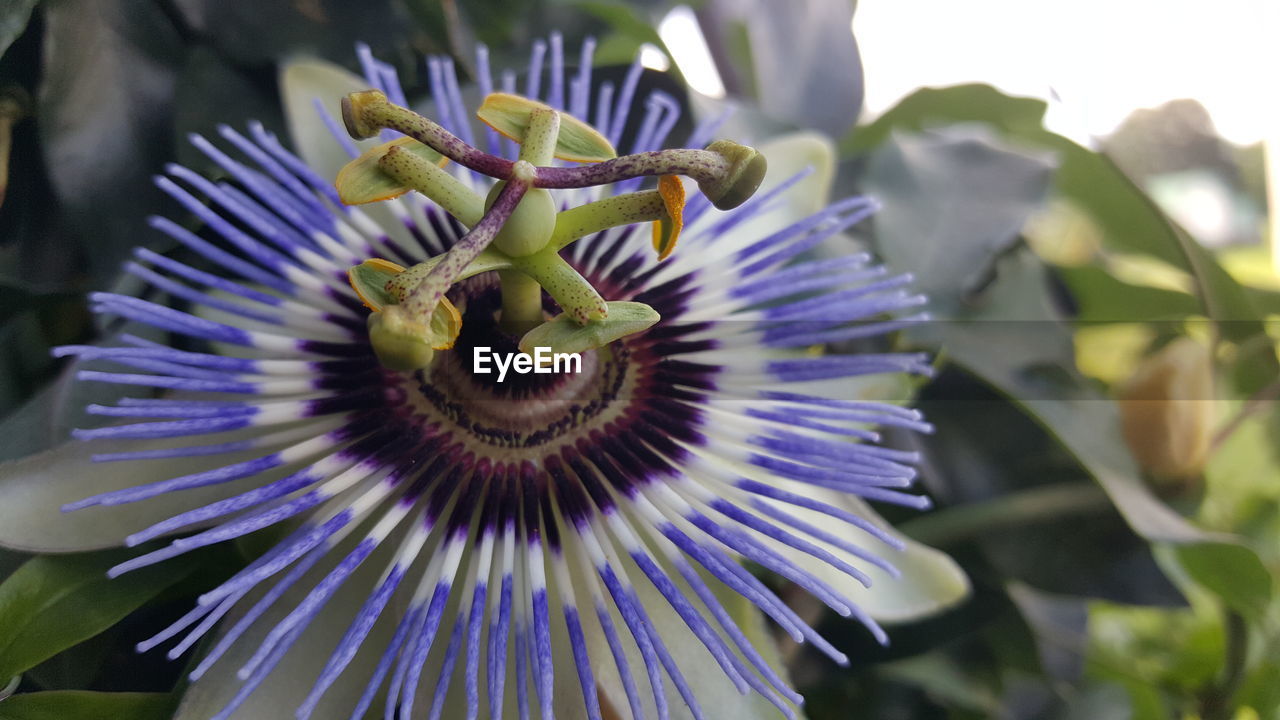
[652,175,685,261]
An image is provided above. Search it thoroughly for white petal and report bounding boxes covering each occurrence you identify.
[586,555,796,720]
[766,486,969,623]
[0,428,300,552]
[738,370,963,622]
[279,58,377,184]
[753,132,836,221]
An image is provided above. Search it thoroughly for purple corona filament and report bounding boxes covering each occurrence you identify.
[56,33,936,720]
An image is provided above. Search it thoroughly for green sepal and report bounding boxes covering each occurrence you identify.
[335,136,446,205]
[518,301,659,355]
[477,93,617,163]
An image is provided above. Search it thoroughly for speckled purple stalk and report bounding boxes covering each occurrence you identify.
[534,148,730,189]
[402,177,529,319]
[352,94,515,179]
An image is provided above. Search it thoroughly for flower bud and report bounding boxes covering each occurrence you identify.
[1117,337,1214,482]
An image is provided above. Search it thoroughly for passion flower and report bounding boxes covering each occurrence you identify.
[0,34,968,720]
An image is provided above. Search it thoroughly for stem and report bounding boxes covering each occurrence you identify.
[897,482,1112,547]
[1202,611,1248,720]
[1211,374,1280,453]
[498,269,545,334]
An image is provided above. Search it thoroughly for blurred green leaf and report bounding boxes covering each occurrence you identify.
[0,691,172,720]
[1087,601,1224,694]
[173,46,283,170]
[170,0,403,66]
[745,0,864,136]
[1006,584,1087,683]
[573,1,681,78]
[847,84,1201,268]
[0,549,197,681]
[38,0,182,289]
[867,127,1055,314]
[844,84,1047,155]
[847,84,1278,392]
[1058,265,1199,324]
[1056,681,1133,720]
[1173,542,1272,623]
[1238,661,1280,717]
[865,127,1215,547]
[879,654,1001,715]
[0,0,39,61]
[909,373,1181,605]
[23,628,117,691]
[0,325,153,463]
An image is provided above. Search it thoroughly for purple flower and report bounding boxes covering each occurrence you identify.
[0,35,968,720]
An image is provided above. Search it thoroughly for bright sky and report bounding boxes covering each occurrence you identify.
[656,1,1274,146]
[853,0,1276,146]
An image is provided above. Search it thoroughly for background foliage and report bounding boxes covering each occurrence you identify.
[0,1,1277,718]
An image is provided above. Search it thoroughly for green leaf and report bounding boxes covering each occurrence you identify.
[742,0,865,137]
[1056,681,1135,720]
[1174,542,1272,622]
[0,0,38,60]
[174,46,282,171]
[476,93,616,163]
[38,0,183,289]
[0,549,197,680]
[865,129,1220,546]
[1238,661,1280,717]
[571,1,685,83]
[518,301,659,356]
[879,654,1001,715]
[947,254,1216,545]
[0,691,173,720]
[168,0,402,67]
[1058,265,1200,324]
[866,127,1055,314]
[847,83,1278,391]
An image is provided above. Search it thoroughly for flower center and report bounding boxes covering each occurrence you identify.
[398,273,637,458]
[338,89,765,373]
